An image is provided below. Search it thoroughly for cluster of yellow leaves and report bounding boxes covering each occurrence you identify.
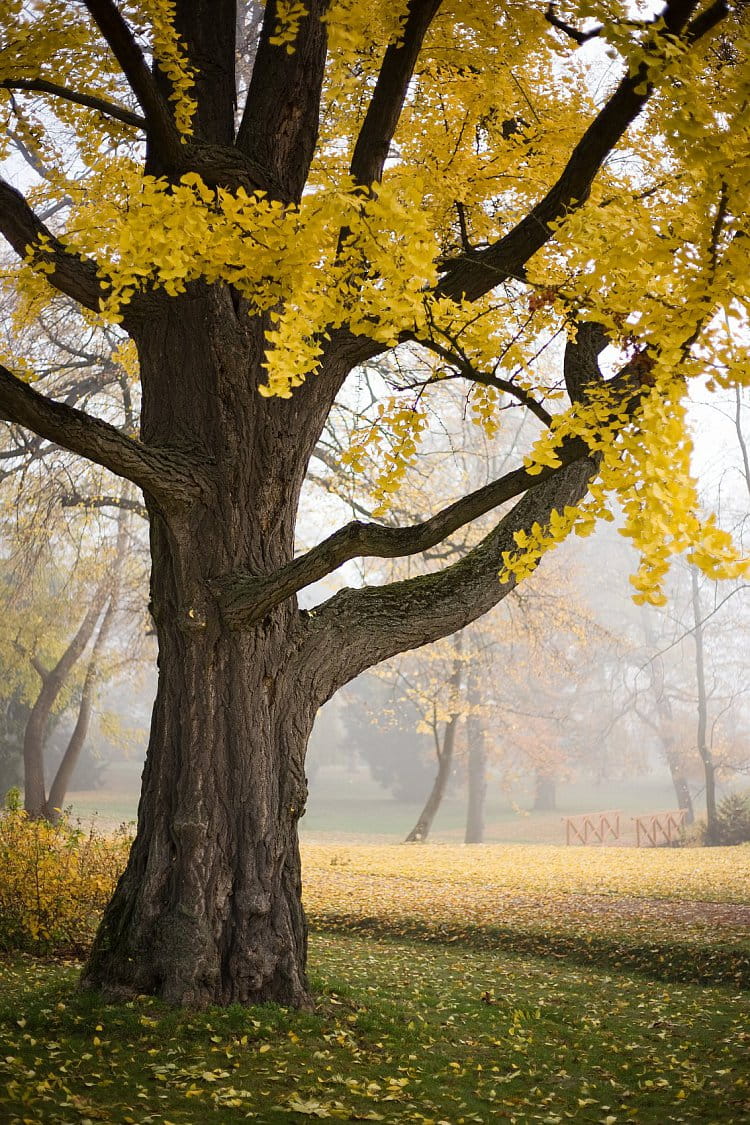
[341,400,428,516]
[135,0,196,136]
[34,167,437,397]
[503,379,748,603]
[4,1,750,604]
[0,807,130,952]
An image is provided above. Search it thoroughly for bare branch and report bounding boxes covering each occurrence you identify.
[0,78,146,129]
[0,363,211,507]
[415,335,554,427]
[544,4,602,45]
[61,491,148,519]
[349,0,443,188]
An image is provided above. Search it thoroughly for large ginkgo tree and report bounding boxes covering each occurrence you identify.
[0,0,747,1006]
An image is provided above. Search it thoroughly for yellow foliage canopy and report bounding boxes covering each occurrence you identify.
[0,1,748,600]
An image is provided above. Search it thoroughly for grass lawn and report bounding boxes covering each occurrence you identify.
[1,841,749,1123]
[1,931,748,1125]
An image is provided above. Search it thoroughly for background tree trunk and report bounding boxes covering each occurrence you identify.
[691,568,718,844]
[45,596,116,821]
[23,595,107,818]
[464,675,487,844]
[405,635,463,843]
[533,773,557,812]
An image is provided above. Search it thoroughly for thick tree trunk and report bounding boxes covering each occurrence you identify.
[80,289,602,1006]
[83,290,326,1006]
[82,611,314,1005]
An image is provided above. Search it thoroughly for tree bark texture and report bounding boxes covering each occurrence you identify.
[83,290,326,1006]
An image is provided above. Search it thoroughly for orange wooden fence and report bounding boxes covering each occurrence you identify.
[632,809,686,847]
[562,810,621,845]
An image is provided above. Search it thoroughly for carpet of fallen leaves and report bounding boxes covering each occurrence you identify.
[1,844,749,1123]
[302,844,750,987]
[1,932,749,1124]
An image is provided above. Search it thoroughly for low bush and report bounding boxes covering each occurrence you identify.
[715,790,750,846]
[0,797,130,954]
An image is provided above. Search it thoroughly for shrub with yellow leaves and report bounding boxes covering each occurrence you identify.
[0,799,131,954]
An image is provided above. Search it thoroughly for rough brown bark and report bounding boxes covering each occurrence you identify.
[82,607,314,1006]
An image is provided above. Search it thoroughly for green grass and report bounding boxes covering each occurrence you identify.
[1,932,748,1124]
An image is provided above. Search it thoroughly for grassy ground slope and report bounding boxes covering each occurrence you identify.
[1,841,748,1123]
[302,843,750,988]
[1,934,748,1124]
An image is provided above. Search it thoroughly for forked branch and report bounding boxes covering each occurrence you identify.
[436,0,728,303]
[81,0,183,166]
[214,440,591,628]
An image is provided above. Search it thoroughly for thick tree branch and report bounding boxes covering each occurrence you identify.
[217,323,635,629]
[235,0,329,201]
[303,456,599,701]
[0,178,105,311]
[0,78,145,129]
[0,363,211,506]
[436,0,726,303]
[81,0,183,166]
[293,320,652,699]
[77,1,279,196]
[349,0,443,188]
[214,440,590,628]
